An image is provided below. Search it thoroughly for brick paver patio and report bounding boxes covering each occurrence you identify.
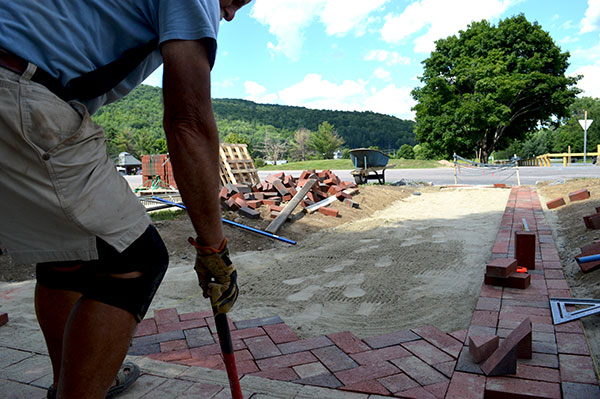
[1,186,599,398]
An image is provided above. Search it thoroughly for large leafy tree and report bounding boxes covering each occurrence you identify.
[412,14,580,162]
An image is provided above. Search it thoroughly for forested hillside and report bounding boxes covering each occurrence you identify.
[92,85,415,160]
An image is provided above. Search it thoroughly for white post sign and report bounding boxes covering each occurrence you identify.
[579,111,593,164]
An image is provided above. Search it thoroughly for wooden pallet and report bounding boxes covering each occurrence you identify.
[219,143,260,186]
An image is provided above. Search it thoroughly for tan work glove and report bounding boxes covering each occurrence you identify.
[188,237,239,314]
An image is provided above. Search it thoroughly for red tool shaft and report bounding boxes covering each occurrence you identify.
[214,312,243,399]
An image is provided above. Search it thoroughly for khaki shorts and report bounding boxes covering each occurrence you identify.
[0,64,150,264]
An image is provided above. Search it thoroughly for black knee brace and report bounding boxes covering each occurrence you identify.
[36,225,169,322]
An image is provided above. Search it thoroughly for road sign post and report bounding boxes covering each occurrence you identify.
[579,111,594,164]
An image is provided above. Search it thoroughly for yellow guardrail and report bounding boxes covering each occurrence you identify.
[519,144,600,166]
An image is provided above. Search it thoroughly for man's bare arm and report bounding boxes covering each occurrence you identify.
[161,39,224,249]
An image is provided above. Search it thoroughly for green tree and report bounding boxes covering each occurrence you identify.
[412,14,580,162]
[397,144,415,159]
[308,121,344,159]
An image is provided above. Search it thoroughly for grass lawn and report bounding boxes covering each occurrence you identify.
[259,159,444,170]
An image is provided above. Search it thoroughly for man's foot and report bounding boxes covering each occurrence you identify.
[47,362,140,398]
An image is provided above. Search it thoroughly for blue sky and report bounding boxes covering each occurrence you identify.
[143,0,600,121]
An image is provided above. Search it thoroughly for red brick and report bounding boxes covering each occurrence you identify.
[424,380,450,399]
[317,206,339,217]
[475,297,501,312]
[446,372,486,399]
[189,343,222,358]
[256,351,317,370]
[154,308,180,325]
[350,345,411,365]
[449,329,468,344]
[363,329,420,349]
[402,340,455,365]
[327,331,370,354]
[512,364,560,383]
[545,197,565,209]
[312,345,358,372]
[471,310,499,327]
[244,335,281,359]
[160,339,188,352]
[248,367,299,381]
[485,272,530,289]
[568,188,590,202]
[334,362,399,385]
[481,318,532,376]
[178,353,224,369]
[179,311,212,321]
[480,283,503,298]
[469,335,499,363]
[412,325,463,351]
[147,348,191,362]
[515,232,536,269]
[157,318,208,334]
[546,279,569,290]
[340,379,390,395]
[246,200,262,209]
[278,335,333,354]
[263,323,298,344]
[391,356,448,386]
[486,258,518,278]
[556,332,591,355]
[554,320,584,334]
[559,354,598,384]
[433,360,456,378]
[134,318,157,337]
[229,326,265,341]
[378,372,420,393]
[485,377,561,399]
[396,386,438,398]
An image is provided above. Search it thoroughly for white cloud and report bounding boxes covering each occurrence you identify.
[364,49,411,66]
[572,34,600,63]
[142,64,163,87]
[272,74,414,119]
[244,81,278,103]
[278,74,367,104]
[559,35,580,45]
[374,67,391,80]
[381,0,512,53]
[364,84,416,119]
[319,0,388,36]
[572,63,600,98]
[251,0,387,60]
[581,0,600,33]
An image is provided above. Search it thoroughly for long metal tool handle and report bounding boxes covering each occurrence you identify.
[150,196,296,245]
[214,312,243,399]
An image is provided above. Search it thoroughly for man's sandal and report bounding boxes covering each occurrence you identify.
[46,362,141,398]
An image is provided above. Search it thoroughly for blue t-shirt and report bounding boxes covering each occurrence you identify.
[0,0,220,114]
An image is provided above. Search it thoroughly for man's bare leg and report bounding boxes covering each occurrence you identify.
[34,284,81,387]
[35,284,137,398]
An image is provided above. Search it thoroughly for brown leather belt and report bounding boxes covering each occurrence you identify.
[0,48,67,100]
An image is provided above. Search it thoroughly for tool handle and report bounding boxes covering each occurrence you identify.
[214,312,243,399]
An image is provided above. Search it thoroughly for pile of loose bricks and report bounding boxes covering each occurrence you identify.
[219,170,359,219]
[546,188,600,273]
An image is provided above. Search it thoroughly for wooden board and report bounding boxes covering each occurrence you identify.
[265,179,317,234]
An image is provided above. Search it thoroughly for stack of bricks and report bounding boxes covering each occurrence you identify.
[219,170,359,219]
[484,258,531,289]
[575,239,600,273]
[583,206,600,230]
[141,154,177,189]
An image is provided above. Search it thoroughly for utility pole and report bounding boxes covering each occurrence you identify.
[579,111,594,164]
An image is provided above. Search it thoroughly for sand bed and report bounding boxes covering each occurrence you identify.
[150,187,510,339]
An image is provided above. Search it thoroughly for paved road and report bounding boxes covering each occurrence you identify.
[259,165,599,186]
[125,165,599,189]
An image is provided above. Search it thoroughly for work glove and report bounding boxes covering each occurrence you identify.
[188,237,239,314]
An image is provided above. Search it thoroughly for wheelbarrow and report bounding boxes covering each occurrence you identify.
[349,148,395,184]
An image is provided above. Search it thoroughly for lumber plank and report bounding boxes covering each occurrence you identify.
[265,179,317,233]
